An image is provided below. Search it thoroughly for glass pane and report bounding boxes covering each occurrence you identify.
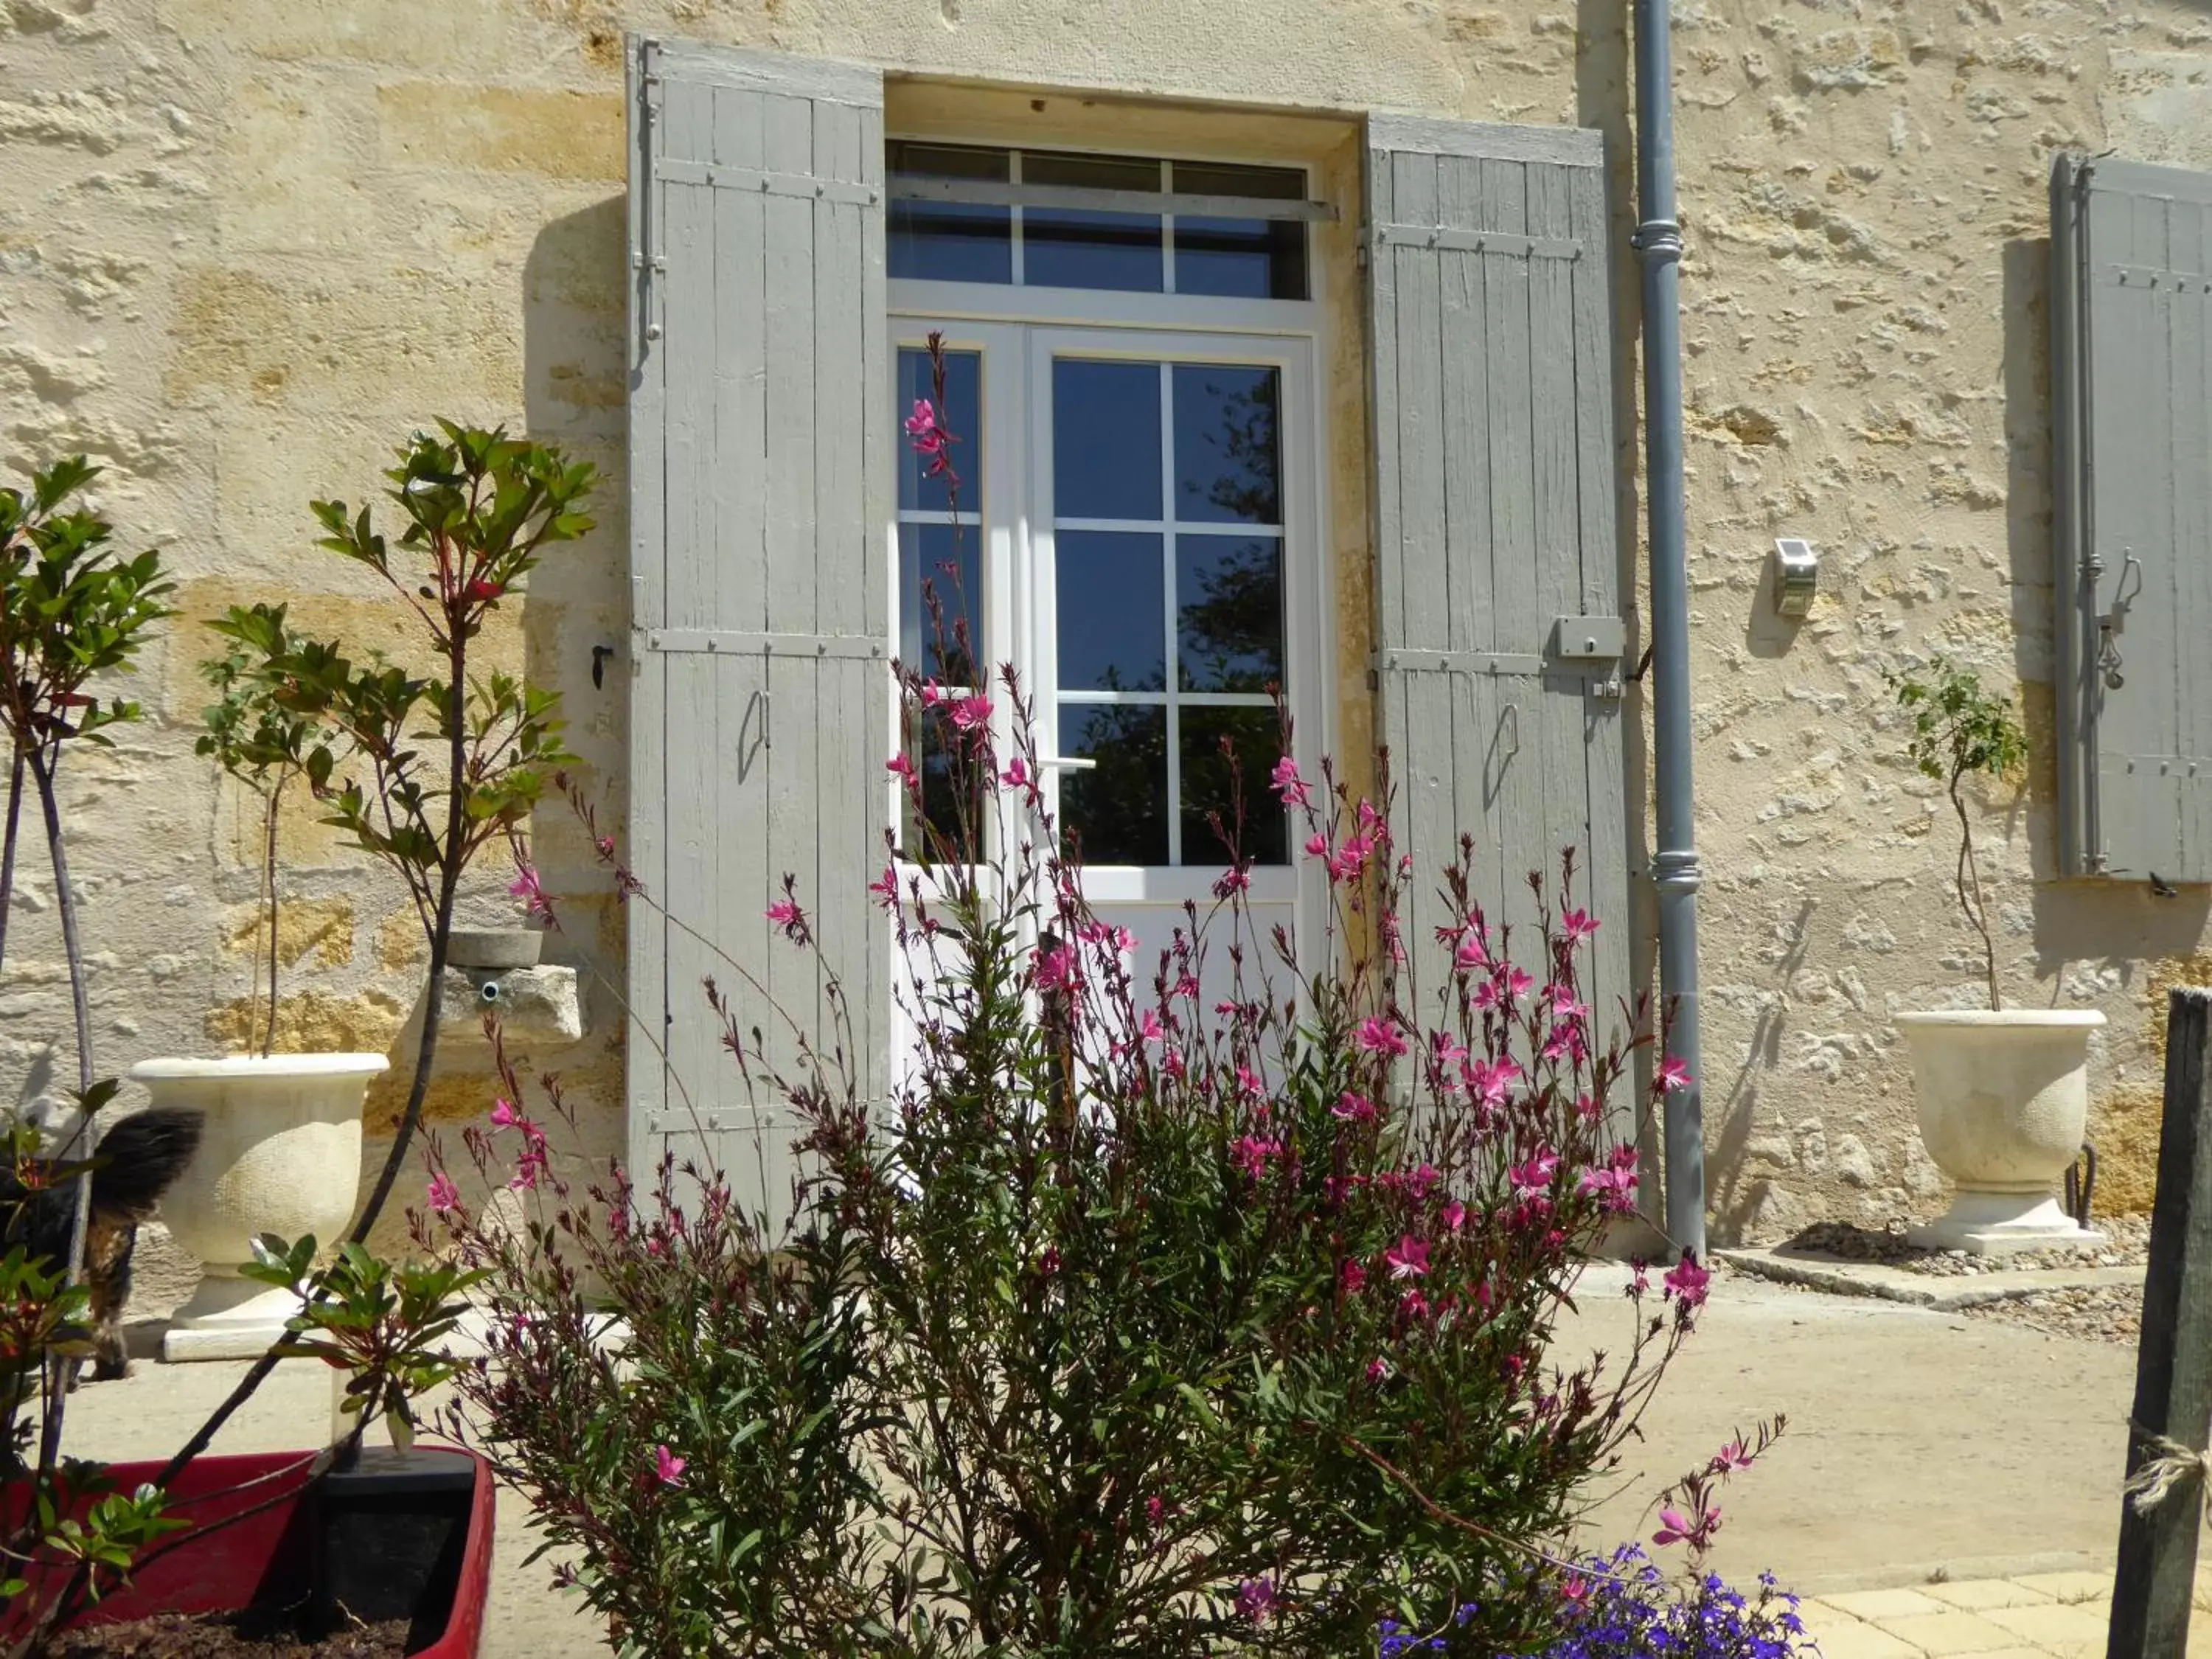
[897,347,981,513]
[1058,703,1169,866]
[1023,151,1164,293]
[1171,162,1309,300]
[888,143,1012,285]
[1057,532,1164,692]
[1178,537,1282,693]
[1180,706,1287,868]
[904,714,987,865]
[1173,364,1280,526]
[899,524,981,688]
[1054,359,1162,520]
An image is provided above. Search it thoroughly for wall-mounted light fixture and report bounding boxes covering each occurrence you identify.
[1772,538,1818,618]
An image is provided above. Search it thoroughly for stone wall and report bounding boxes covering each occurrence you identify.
[4,0,2212,1280]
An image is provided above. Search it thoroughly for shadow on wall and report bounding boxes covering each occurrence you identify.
[520,194,633,1040]
[1704,897,1812,1245]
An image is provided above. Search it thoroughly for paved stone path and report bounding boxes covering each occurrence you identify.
[1798,1569,2212,1657]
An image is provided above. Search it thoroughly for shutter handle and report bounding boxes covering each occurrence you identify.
[1037,754,1096,771]
[2098,550,2141,692]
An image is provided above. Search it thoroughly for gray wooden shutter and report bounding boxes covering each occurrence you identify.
[2052,153,2212,883]
[1365,115,1632,1031]
[626,36,889,1233]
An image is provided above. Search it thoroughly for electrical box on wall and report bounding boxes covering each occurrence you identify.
[1771,538,1818,618]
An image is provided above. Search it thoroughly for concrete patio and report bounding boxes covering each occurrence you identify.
[55,1262,2154,1656]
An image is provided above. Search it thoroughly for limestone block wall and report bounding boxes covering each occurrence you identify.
[3,0,2212,1272]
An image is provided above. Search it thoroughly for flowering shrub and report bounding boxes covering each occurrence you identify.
[428,339,1717,1657]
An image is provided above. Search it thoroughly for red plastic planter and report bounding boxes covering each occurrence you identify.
[1,1446,495,1656]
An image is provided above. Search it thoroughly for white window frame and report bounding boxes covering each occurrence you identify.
[884,150,1336,938]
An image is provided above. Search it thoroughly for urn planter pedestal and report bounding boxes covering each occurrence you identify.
[127,1053,389,1360]
[1895,1010,2105,1256]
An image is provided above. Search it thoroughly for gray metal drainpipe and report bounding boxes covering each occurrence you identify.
[1631,0,1706,1262]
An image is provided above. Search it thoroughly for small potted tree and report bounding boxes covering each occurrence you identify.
[1888,656,2104,1254]
[0,453,171,1416]
[139,602,394,1360]
[134,422,593,1355]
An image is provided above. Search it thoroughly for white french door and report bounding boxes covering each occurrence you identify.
[888,316,1326,1077]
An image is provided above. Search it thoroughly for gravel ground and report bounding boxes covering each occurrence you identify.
[1955,1282,2145,1345]
[1784,1214,2151,1276]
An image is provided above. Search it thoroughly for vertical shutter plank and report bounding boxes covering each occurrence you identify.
[1479,157,1545,934]
[764,90,820,638]
[814,97,868,641]
[1368,143,1405,664]
[625,41,669,1130]
[1439,155,1496,659]
[1392,152,1449,655]
[1528,161,1588,974]
[1567,157,1630,1030]
[710,83,768,636]
[2172,201,2208,876]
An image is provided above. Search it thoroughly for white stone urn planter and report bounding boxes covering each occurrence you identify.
[1895,1010,2105,1256]
[127,1054,388,1361]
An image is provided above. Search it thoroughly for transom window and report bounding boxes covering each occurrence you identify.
[888,143,1312,300]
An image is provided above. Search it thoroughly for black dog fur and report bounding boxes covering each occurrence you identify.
[0,1107,203,1381]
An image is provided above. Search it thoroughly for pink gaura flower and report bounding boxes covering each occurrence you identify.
[1657,1054,1694,1093]
[1578,1164,1639,1211]
[490,1098,519,1128]
[1332,1091,1377,1124]
[1145,1495,1165,1527]
[509,1142,548,1192]
[1035,944,1081,995]
[1399,1288,1430,1320]
[1710,1439,1755,1474]
[1326,834,1374,884]
[1355,1017,1408,1058]
[1366,1356,1390,1383]
[508,863,554,926]
[1504,966,1534,1004]
[1510,1150,1560,1203]
[1548,984,1589,1023]
[653,1444,686,1486]
[949,694,992,732]
[1561,908,1600,943]
[1562,1574,1590,1605]
[464,577,504,604]
[1340,1259,1367,1294]
[1453,928,1492,971]
[1270,755,1312,809]
[869,864,900,911]
[1465,1057,1521,1108]
[426,1172,459,1214]
[886,751,917,781]
[1234,1065,1264,1097]
[1652,1503,1720,1550]
[1664,1251,1712,1309]
[1231,1135,1281,1180]
[1383,1234,1430,1280]
[1441,1200,1467,1234]
[765,898,807,941]
[1214,864,1251,899]
[1137,1007,1164,1044]
[903,398,959,482]
[1000,756,1041,803]
[1303,831,1329,860]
